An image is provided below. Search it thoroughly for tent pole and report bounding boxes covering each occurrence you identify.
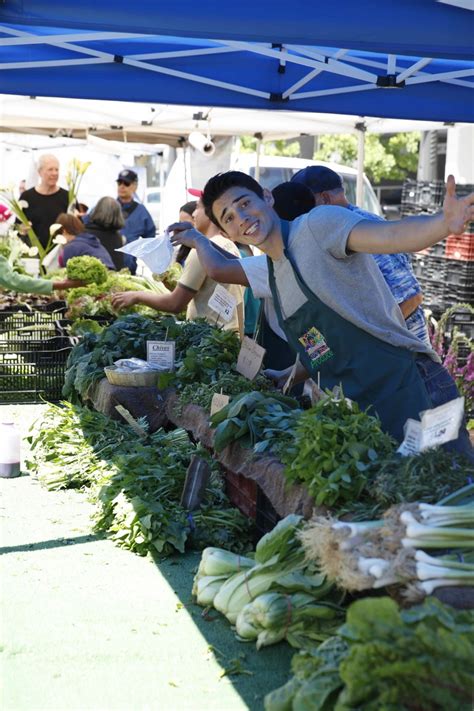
[355,121,366,207]
[254,132,263,182]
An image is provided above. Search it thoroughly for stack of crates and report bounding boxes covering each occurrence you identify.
[0,305,74,404]
[403,180,474,316]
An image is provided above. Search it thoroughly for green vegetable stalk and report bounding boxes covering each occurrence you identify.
[236,591,343,650]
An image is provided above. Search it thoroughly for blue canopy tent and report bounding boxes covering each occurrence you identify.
[0,2,473,123]
[1,0,473,60]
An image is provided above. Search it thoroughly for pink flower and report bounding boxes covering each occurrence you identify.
[0,203,12,222]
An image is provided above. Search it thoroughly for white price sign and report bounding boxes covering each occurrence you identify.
[208,284,237,323]
[147,340,175,371]
[397,396,464,456]
[236,336,266,381]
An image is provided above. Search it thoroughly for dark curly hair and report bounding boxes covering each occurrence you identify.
[202,171,264,227]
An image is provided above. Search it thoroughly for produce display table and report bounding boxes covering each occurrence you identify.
[165,392,315,520]
[85,381,315,521]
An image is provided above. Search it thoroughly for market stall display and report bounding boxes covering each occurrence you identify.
[2,274,472,709]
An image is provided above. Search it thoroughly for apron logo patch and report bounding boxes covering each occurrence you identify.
[299,326,333,367]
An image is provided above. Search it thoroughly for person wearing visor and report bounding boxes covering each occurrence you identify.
[116,169,155,274]
[291,166,429,344]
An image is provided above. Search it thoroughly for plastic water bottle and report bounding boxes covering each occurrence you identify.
[0,421,21,478]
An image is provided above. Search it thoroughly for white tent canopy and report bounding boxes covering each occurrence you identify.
[0,94,451,143]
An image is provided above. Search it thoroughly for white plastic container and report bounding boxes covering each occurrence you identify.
[0,421,21,478]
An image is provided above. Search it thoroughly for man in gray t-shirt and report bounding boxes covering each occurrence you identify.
[180,170,473,457]
[273,206,436,359]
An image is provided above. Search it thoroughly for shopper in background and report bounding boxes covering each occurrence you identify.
[55,213,116,270]
[179,200,197,224]
[175,200,197,266]
[18,154,69,250]
[291,165,430,344]
[116,169,155,274]
[85,197,126,270]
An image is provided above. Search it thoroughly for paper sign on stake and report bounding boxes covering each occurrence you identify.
[303,378,327,405]
[114,405,148,439]
[208,284,237,323]
[397,396,464,456]
[147,340,175,371]
[282,354,300,395]
[210,393,230,416]
[236,336,266,381]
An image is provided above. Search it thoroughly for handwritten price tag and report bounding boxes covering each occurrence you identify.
[208,284,237,323]
[236,336,266,380]
[210,392,230,415]
[397,396,464,456]
[147,340,175,371]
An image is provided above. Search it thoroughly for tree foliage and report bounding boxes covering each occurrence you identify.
[238,132,420,184]
[314,132,420,183]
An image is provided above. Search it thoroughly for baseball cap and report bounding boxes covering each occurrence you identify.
[116,169,138,184]
[291,166,343,193]
[188,188,203,198]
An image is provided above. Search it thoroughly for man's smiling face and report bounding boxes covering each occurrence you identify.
[213,186,278,251]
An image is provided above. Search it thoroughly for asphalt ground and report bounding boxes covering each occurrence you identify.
[0,404,293,711]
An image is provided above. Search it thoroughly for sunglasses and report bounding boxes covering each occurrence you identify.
[117,180,133,186]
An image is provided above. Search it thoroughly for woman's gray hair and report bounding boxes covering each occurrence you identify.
[89,196,125,230]
[37,153,59,171]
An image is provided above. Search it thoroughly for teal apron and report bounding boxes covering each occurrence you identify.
[267,220,432,442]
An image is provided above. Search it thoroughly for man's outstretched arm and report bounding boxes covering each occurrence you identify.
[169,223,249,286]
[348,176,474,254]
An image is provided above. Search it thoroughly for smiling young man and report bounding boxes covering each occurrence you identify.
[195,170,473,456]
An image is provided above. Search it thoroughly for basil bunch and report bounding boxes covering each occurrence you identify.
[281,397,395,507]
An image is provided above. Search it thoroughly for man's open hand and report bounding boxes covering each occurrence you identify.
[168,221,206,249]
[443,175,474,235]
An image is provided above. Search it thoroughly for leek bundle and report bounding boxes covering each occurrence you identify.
[299,484,474,599]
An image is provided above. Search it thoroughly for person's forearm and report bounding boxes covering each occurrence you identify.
[132,290,182,313]
[0,270,52,295]
[349,212,451,254]
[193,236,249,285]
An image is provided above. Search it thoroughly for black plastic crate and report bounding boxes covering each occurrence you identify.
[0,346,72,403]
[451,283,474,305]
[0,309,67,338]
[401,180,445,210]
[402,180,474,211]
[411,255,427,278]
[447,309,474,341]
[0,309,74,404]
[445,259,474,288]
[419,278,450,312]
